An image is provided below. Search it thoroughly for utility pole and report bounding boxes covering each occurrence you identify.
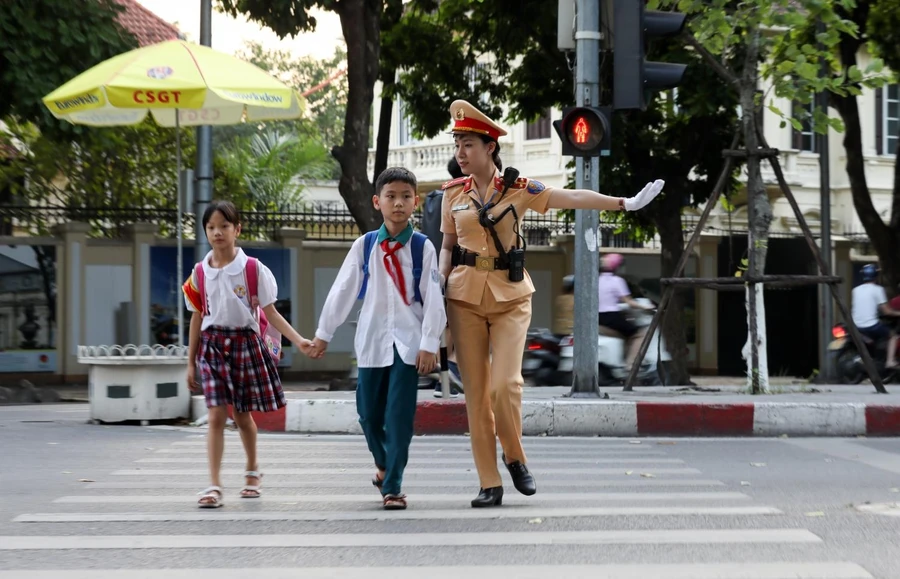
[194,0,213,261]
[570,0,601,397]
[816,16,834,382]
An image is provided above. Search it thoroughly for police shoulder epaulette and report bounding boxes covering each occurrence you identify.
[442,176,467,190]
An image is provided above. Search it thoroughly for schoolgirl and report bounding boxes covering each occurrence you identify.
[182,200,315,508]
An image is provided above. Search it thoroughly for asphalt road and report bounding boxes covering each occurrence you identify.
[2,402,900,578]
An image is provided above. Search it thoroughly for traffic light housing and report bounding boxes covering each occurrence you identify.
[552,106,611,158]
[612,0,687,111]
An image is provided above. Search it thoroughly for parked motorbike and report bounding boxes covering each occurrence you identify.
[523,328,569,386]
[829,322,898,384]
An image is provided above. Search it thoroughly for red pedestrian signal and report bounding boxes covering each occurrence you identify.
[573,116,589,144]
[553,106,610,157]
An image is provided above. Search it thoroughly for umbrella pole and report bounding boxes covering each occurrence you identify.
[176,112,184,348]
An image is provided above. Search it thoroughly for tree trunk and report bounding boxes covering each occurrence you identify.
[332,0,383,232]
[373,72,395,183]
[740,29,771,394]
[654,194,692,386]
[889,132,900,297]
[831,23,900,296]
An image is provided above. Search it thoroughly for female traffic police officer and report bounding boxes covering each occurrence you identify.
[438,100,665,508]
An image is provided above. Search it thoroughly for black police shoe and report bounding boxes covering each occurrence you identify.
[503,454,536,496]
[471,486,503,508]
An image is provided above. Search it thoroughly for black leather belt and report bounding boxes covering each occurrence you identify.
[456,249,508,271]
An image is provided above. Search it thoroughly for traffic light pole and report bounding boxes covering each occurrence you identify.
[570,0,601,397]
[194,0,213,262]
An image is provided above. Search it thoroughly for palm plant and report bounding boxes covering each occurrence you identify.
[218,127,332,211]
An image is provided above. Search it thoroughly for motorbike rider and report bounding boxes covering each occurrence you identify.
[851,264,900,369]
[553,275,575,338]
[597,253,654,370]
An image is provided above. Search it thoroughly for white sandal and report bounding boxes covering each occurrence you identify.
[197,486,224,508]
[241,470,263,498]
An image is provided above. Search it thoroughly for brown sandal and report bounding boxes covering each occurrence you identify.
[372,470,385,489]
[383,493,407,510]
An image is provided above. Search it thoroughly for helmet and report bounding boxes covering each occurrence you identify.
[562,275,575,292]
[601,253,624,273]
[861,264,879,282]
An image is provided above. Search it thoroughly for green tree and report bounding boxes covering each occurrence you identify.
[239,41,349,148]
[214,41,349,161]
[217,0,404,231]
[382,0,572,135]
[824,1,900,293]
[0,0,137,137]
[663,0,887,392]
[217,127,334,211]
[0,117,195,237]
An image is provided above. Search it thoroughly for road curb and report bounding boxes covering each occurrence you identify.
[190,396,900,436]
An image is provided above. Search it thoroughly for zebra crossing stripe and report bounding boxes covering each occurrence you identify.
[132,457,685,465]
[110,467,702,476]
[0,529,822,549]
[0,563,873,579]
[80,478,726,489]
[52,491,750,504]
[14,506,783,523]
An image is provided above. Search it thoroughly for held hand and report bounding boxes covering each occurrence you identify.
[186,364,201,394]
[307,337,329,359]
[296,338,317,358]
[416,350,439,375]
[623,179,665,212]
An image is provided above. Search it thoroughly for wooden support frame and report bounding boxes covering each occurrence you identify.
[623,137,887,394]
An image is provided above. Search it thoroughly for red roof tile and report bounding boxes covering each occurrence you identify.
[114,0,182,47]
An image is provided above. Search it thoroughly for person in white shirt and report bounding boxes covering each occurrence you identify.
[309,167,447,511]
[851,263,900,368]
[183,200,316,508]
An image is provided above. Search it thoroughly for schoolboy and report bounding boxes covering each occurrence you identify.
[309,167,446,510]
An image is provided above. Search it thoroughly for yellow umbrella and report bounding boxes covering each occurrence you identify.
[43,39,305,126]
[42,39,307,346]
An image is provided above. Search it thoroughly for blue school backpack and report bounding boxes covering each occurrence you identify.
[357,230,427,305]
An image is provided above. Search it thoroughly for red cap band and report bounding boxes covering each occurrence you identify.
[452,117,502,141]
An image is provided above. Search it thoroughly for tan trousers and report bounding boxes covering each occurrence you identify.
[447,290,531,489]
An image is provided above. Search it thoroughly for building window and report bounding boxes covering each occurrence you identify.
[397,99,418,146]
[667,88,680,117]
[526,109,551,140]
[876,84,899,156]
[791,99,816,153]
[466,63,491,107]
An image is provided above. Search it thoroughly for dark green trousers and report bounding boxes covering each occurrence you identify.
[356,346,419,496]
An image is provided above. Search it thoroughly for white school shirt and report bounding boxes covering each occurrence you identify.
[315,234,447,368]
[851,282,887,328]
[184,248,278,333]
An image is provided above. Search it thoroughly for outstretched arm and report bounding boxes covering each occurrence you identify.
[262,305,315,355]
[547,180,665,212]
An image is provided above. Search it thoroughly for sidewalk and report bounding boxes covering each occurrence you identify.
[188,382,900,437]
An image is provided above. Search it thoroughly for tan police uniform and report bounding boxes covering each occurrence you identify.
[440,100,555,490]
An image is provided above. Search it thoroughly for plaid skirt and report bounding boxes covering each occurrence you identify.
[197,326,286,413]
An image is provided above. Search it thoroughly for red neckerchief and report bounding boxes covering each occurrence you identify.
[380,239,410,305]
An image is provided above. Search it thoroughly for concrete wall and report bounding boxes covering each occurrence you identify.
[2,224,567,381]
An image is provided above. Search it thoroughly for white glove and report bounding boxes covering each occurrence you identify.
[623,179,665,211]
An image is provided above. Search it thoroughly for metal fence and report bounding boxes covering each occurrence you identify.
[0,203,655,247]
[2,203,855,248]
